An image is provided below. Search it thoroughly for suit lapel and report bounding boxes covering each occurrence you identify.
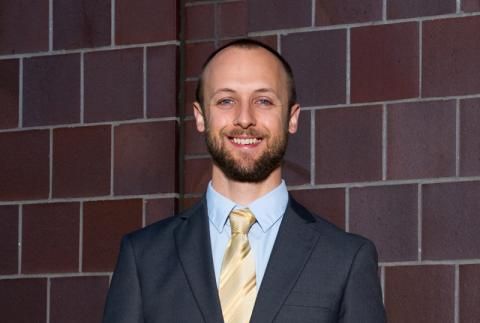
[174,199,224,323]
[250,198,320,323]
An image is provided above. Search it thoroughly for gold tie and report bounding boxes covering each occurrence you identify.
[219,208,257,323]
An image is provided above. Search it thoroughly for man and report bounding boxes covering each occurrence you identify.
[103,39,386,323]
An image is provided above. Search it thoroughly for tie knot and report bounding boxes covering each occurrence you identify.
[229,208,256,234]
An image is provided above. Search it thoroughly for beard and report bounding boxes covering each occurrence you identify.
[204,126,289,183]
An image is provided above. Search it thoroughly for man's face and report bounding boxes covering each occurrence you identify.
[194,47,300,183]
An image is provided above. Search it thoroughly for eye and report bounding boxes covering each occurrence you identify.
[217,98,235,106]
[255,98,273,106]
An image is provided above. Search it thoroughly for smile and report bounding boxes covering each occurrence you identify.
[230,137,262,145]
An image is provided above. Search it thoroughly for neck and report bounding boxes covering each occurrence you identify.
[211,165,283,205]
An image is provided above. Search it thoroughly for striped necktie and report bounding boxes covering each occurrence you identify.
[219,208,257,323]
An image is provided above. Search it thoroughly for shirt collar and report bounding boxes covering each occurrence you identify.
[206,180,289,233]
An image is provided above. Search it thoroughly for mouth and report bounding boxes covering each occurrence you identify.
[228,136,262,146]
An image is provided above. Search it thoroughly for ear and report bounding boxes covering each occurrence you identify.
[288,104,301,134]
[193,102,206,133]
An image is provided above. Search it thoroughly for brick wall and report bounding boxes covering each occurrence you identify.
[1,0,479,322]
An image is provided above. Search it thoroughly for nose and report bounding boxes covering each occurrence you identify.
[233,102,256,129]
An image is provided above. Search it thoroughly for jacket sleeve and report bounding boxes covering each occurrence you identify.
[103,235,144,323]
[338,240,387,323]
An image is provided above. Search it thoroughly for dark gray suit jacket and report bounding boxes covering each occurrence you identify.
[103,197,386,323]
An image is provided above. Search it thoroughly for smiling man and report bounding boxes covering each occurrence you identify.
[103,39,386,323]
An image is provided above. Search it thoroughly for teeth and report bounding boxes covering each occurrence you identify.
[232,137,260,145]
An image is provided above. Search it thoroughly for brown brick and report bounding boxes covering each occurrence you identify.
[0,59,19,129]
[114,121,177,195]
[315,0,382,26]
[116,0,177,44]
[50,276,109,323]
[460,98,480,176]
[249,35,278,50]
[147,45,178,118]
[185,4,215,40]
[0,279,47,323]
[385,265,455,323]
[53,126,111,198]
[388,0,455,19]
[218,1,248,38]
[181,196,202,210]
[351,22,419,103]
[460,264,480,323]
[463,0,480,12]
[22,203,79,273]
[83,199,142,272]
[248,0,311,31]
[0,130,49,200]
[84,48,143,122]
[23,54,80,126]
[145,198,176,225]
[422,181,480,260]
[289,188,345,229]
[0,0,48,54]
[423,16,480,97]
[350,185,418,262]
[284,109,310,185]
[387,100,456,179]
[185,42,215,78]
[282,30,346,106]
[184,158,211,194]
[0,205,18,274]
[315,106,382,184]
[53,0,111,50]
[184,119,208,156]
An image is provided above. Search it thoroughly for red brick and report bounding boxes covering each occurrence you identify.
[0,130,49,200]
[145,198,176,225]
[423,16,480,97]
[0,279,47,323]
[0,59,19,129]
[388,0,455,19]
[460,98,480,176]
[351,22,419,103]
[83,199,142,272]
[315,106,382,184]
[218,1,248,38]
[53,0,111,50]
[315,0,382,25]
[387,100,456,179]
[0,0,48,54]
[460,264,480,323]
[84,48,143,122]
[184,80,198,116]
[184,158,211,194]
[422,181,480,260]
[385,265,454,323]
[0,205,18,274]
[282,30,346,106]
[115,0,177,44]
[248,0,311,31]
[289,188,345,229]
[50,276,109,323]
[22,203,79,273]
[147,45,178,118]
[350,185,418,262]
[184,119,208,156]
[463,0,480,12]
[53,126,111,198]
[284,109,310,185]
[185,42,215,78]
[114,121,176,195]
[250,35,278,50]
[185,4,215,40]
[23,54,80,126]
[181,196,202,210]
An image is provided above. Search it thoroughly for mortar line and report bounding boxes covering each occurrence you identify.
[379,259,480,266]
[417,184,423,261]
[345,187,350,232]
[18,205,23,274]
[455,99,461,177]
[311,0,316,27]
[381,266,386,302]
[80,52,85,124]
[185,0,240,7]
[310,109,316,185]
[79,202,83,272]
[456,0,461,13]
[49,0,53,51]
[111,0,116,46]
[46,277,51,323]
[110,125,115,196]
[49,129,53,199]
[346,28,351,104]
[142,199,146,228]
[454,264,460,323]
[143,47,148,119]
[277,34,282,53]
[19,58,24,128]
[0,272,113,280]
[419,21,423,98]
[382,104,388,180]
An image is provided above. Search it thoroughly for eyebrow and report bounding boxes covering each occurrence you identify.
[212,88,278,96]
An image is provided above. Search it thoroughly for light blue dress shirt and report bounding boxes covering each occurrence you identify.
[206,180,289,288]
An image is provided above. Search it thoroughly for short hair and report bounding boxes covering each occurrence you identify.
[194,38,297,110]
